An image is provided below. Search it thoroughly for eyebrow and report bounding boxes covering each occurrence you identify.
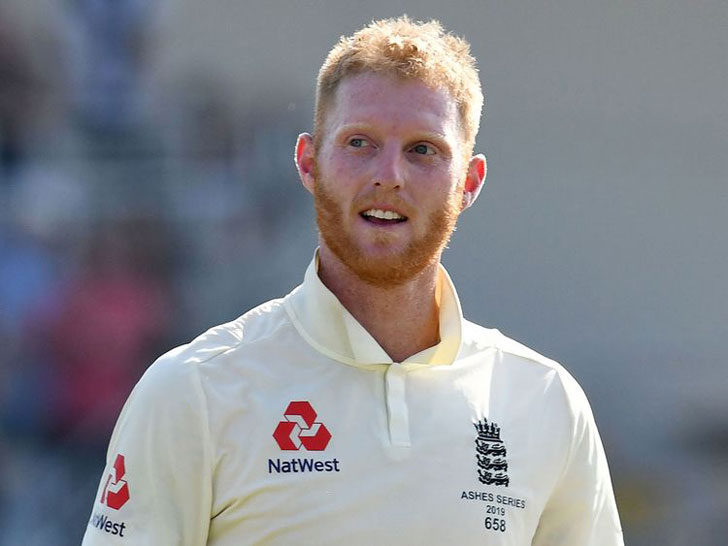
[336,123,449,142]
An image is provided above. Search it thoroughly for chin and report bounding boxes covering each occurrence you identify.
[312,172,458,287]
[323,233,445,288]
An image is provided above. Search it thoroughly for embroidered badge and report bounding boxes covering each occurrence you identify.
[474,418,509,487]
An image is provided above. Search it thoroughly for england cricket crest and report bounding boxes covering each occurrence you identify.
[474,418,510,487]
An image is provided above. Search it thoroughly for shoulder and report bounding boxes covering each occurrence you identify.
[461,319,591,412]
[135,297,291,394]
[180,297,289,361]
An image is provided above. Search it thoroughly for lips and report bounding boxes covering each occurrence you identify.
[360,208,408,225]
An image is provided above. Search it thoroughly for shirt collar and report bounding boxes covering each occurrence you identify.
[283,250,463,367]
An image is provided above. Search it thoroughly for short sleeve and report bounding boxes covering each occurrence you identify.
[81,350,213,545]
[532,373,624,546]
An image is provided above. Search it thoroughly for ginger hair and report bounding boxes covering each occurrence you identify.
[314,16,484,154]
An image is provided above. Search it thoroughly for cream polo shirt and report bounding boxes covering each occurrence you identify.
[83,254,623,546]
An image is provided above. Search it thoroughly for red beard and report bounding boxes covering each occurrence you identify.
[313,163,462,287]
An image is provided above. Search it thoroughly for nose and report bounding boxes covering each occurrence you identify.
[373,145,405,190]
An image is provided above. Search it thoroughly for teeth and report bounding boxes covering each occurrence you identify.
[363,209,405,220]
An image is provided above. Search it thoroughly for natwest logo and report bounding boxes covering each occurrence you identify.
[273,401,331,451]
[100,454,130,510]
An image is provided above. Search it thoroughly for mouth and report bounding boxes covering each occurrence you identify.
[359,208,408,226]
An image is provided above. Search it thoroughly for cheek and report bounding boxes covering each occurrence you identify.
[414,168,460,198]
[315,161,357,209]
[326,160,370,199]
[329,161,351,183]
[332,154,371,182]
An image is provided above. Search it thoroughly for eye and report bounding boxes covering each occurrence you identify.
[411,143,435,155]
[349,137,370,148]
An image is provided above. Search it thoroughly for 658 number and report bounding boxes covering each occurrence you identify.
[484,516,506,532]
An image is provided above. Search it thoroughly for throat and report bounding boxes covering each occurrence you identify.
[330,275,439,361]
[374,315,441,363]
[316,241,442,361]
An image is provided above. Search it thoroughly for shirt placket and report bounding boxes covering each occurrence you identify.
[384,363,411,447]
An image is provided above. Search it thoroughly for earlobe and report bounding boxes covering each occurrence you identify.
[461,193,472,209]
[295,133,316,194]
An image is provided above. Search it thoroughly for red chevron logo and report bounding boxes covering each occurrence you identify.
[273,401,332,451]
[100,454,130,510]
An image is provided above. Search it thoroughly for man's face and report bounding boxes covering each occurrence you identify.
[312,72,470,287]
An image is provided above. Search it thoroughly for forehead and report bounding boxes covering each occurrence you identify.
[325,72,460,138]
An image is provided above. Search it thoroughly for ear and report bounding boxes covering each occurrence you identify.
[460,153,486,211]
[295,132,316,195]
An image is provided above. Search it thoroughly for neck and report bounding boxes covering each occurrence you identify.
[317,243,441,362]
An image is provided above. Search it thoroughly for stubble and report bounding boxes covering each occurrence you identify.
[313,163,462,287]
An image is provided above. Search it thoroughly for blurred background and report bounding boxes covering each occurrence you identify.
[0,0,725,544]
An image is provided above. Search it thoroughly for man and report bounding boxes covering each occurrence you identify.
[83,16,623,545]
